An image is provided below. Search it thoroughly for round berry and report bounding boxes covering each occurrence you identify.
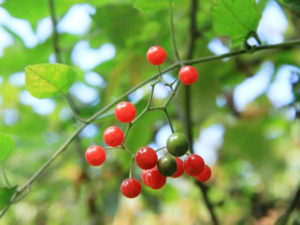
[194,165,211,182]
[183,154,205,176]
[136,147,158,170]
[120,178,141,198]
[157,155,177,177]
[178,66,198,85]
[141,170,149,186]
[103,126,124,147]
[146,46,167,66]
[171,158,184,178]
[146,167,167,190]
[114,102,136,123]
[85,145,106,166]
[166,132,189,157]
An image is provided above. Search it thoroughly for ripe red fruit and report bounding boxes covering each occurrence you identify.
[178,66,198,85]
[146,167,167,190]
[120,178,142,198]
[103,126,124,147]
[136,147,158,170]
[171,158,184,178]
[194,165,211,182]
[114,102,137,123]
[146,46,167,65]
[183,154,205,176]
[141,170,149,186]
[85,145,106,166]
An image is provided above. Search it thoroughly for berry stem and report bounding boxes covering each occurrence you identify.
[163,109,175,133]
[129,157,135,178]
[155,146,167,152]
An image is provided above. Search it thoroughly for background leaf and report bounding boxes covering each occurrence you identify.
[25,63,77,99]
[210,0,261,46]
[134,0,169,13]
[0,133,15,162]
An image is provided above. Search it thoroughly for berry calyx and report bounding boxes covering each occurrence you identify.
[114,102,136,123]
[183,154,205,176]
[85,145,106,166]
[171,157,184,178]
[178,66,198,85]
[146,167,167,189]
[103,126,124,147]
[120,178,141,198]
[146,46,167,66]
[157,155,177,177]
[194,165,211,182]
[136,147,158,170]
[166,132,189,157]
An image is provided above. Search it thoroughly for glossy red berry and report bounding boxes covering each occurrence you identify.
[194,165,211,182]
[146,46,167,65]
[141,170,149,186]
[121,178,142,198]
[178,66,198,85]
[85,145,106,166]
[183,154,205,176]
[171,158,184,178]
[146,167,167,190]
[103,126,124,147]
[114,102,136,123]
[136,147,158,170]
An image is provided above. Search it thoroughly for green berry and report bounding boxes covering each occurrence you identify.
[166,132,189,157]
[157,155,177,177]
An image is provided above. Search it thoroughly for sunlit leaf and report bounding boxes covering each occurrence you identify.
[25,63,77,99]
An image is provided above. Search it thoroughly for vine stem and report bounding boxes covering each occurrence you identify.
[48,0,61,63]
[1,38,300,219]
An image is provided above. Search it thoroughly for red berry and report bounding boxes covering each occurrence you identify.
[171,158,184,178]
[178,66,198,85]
[183,154,205,176]
[103,126,124,147]
[146,167,167,190]
[114,102,136,123]
[136,147,158,170]
[120,178,141,198]
[194,165,211,182]
[146,46,167,65]
[85,145,106,166]
[141,170,149,186]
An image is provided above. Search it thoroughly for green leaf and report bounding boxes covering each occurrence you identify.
[1,0,85,28]
[0,133,15,162]
[284,0,300,14]
[92,4,144,47]
[134,0,169,13]
[0,186,17,211]
[25,64,77,99]
[210,0,261,46]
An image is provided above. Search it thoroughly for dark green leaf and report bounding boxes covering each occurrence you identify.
[0,186,17,211]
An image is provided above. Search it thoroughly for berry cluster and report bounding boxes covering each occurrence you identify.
[85,46,210,199]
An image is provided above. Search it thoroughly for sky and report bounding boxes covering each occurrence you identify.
[0,0,297,166]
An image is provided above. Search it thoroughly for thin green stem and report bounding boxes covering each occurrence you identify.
[156,146,166,152]
[121,145,134,157]
[1,165,11,188]
[48,0,61,63]
[64,93,88,124]
[129,157,135,178]
[169,0,182,64]
[163,109,175,133]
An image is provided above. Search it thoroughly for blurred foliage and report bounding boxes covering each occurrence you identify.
[0,0,300,224]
